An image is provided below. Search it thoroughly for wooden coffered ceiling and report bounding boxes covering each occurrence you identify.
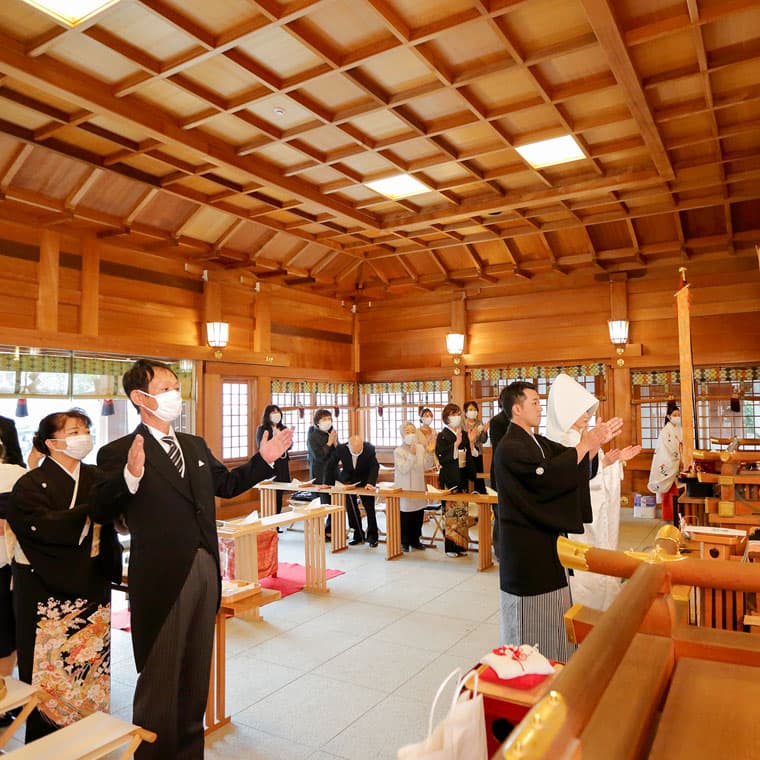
[0,0,759,300]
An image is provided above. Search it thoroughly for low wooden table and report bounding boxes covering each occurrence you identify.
[205,583,281,735]
[256,482,348,552]
[217,504,345,594]
[338,487,497,570]
[0,678,48,751]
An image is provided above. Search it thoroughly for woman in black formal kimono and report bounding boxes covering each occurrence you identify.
[7,410,122,743]
[255,404,292,529]
[435,403,470,557]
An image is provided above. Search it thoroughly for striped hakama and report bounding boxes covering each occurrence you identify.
[499,582,576,663]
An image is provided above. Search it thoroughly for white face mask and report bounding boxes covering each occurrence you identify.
[466,410,478,420]
[55,433,94,461]
[318,420,332,432]
[448,415,461,428]
[403,433,417,446]
[270,412,282,425]
[421,417,433,426]
[670,416,682,426]
[140,389,183,423]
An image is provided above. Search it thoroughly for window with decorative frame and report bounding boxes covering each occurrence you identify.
[0,346,195,463]
[359,381,451,447]
[632,367,760,450]
[270,380,352,453]
[221,382,249,459]
[471,365,607,440]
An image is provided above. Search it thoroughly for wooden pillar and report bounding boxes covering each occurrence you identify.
[80,237,99,337]
[351,314,361,438]
[253,291,271,353]
[450,296,466,406]
[37,230,59,332]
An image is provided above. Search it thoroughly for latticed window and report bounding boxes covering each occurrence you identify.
[471,365,606,439]
[270,381,352,453]
[359,381,451,447]
[0,347,194,462]
[632,367,760,450]
[221,382,249,459]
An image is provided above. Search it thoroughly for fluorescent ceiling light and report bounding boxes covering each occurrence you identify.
[515,135,585,169]
[19,0,120,27]
[365,174,431,200]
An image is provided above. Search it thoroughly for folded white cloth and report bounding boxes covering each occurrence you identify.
[481,645,554,680]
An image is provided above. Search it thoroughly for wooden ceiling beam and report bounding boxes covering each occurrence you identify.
[0,33,379,228]
[579,0,674,180]
[0,143,33,191]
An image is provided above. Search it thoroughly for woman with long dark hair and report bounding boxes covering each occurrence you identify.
[256,404,292,525]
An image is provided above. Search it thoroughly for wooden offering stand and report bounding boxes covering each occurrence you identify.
[497,536,760,760]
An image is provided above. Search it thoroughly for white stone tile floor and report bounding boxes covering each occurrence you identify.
[2,511,661,758]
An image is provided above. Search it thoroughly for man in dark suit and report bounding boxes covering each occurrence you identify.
[333,435,380,546]
[90,359,292,760]
[0,415,25,467]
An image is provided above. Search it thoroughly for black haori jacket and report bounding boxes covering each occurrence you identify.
[90,424,273,671]
[494,423,597,596]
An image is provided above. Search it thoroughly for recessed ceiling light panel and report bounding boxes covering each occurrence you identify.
[19,0,120,27]
[515,135,586,169]
[365,174,431,200]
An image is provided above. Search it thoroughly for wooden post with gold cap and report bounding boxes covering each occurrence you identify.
[675,267,696,470]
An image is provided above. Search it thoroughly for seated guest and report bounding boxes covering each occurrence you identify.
[256,404,292,530]
[7,410,122,743]
[394,422,430,552]
[333,435,379,547]
[462,400,489,494]
[435,403,469,557]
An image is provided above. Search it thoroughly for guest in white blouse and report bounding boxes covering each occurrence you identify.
[394,422,431,552]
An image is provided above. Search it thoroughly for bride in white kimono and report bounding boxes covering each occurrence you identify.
[546,374,641,611]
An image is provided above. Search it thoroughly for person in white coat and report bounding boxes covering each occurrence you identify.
[394,422,433,552]
[546,374,641,611]
[647,400,683,524]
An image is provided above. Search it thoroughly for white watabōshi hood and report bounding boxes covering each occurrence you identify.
[546,373,600,445]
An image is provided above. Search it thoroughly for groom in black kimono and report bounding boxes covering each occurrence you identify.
[91,359,292,759]
[493,381,621,661]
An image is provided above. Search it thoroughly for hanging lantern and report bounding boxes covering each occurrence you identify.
[378,405,383,417]
[15,398,28,417]
[101,399,115,416]
[298,406,305,419]
[334,406,339,418]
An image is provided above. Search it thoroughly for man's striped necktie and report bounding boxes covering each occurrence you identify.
[162,435,184,476]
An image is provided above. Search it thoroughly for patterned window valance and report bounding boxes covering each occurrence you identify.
[473,363,607,381]
[360,380,451,395]
[271,380,353,395]
[0,348,193,399]
[631,366,760,386]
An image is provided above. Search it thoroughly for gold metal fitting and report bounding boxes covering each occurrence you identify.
[654,524,682,555]
[502,690,567,759]
[557,536,591,572]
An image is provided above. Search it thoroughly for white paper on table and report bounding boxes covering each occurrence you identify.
[290,477,315,486]
[426,484,456,494]
[241,510,261,525]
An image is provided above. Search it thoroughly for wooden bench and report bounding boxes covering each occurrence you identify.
[4,710,155,759]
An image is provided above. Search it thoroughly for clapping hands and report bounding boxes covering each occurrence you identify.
[259,427,294,464]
